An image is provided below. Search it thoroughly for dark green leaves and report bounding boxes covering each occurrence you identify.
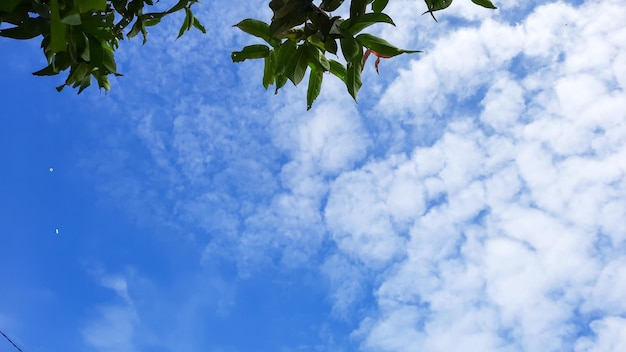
[0,18,47,39]
[231,0,467,108]
[269,0,313,37]
[0,0,206,94]
[177,7,206,38]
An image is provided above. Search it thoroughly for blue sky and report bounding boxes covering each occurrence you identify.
[2,0,626,351]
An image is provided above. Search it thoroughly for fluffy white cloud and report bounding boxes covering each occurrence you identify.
[320,0,626,351]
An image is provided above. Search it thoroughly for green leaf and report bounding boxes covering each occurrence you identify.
[356,33,421,57]
[284,44,309,85]
[177,8,192,38]
[192,16,206,33]
[263,53,275,89]
[88,34,104,66]
[166,0,189,14]
[320,0,344,12]
[423,0,453,21]
[61,14,82,26]
[372,0,389,12]
[325,37,338,55]
[471,0,497,9]
[0,19,46,40]
[346,60,362,101]
[269,0,311,38]
[274,74,288,94]
[231,44,270,62]
[307,66,323,110]
[340,34,360,62]
[234,19,280,47]
[127,19,148,44]
[275,39,297,75]
[304,43,330,72]
[347,12,395,34]
[32,63,58,76]
[350,0,367,20]
[328,59,346,83]
[50,0,67,53]
[424,0,453,11]
[102,49,117,73]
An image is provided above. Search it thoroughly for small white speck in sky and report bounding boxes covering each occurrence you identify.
[49,167,54,172]
[55,228,59,235]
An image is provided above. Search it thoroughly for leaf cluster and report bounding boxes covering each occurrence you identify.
[232,0,496,109]
[0,0,205,93]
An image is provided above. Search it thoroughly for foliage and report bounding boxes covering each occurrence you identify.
[0,0,205,92]
[0,0,497,108]
[233,0,497,109]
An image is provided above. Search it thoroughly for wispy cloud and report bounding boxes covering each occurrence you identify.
[83,274,138,352]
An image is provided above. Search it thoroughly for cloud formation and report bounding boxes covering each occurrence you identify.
[76,0,626,350]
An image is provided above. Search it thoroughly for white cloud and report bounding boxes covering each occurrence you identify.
[319,0,626,351]
[575,317,626,352]
[79,0,626,350]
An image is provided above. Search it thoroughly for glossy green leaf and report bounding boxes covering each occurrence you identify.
[372,0,389,12]
[340,34,360,62]
[284,44,309,85]
[471,0,497,9]
[305,44,330,71]
[234,19,280,47]
[231,44,270,62]
[356,33,421,57]
[328,59,347,83]
[307,66,323,110]
[347,12,395,34]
